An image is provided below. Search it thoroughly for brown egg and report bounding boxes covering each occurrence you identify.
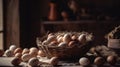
[62,34,71,44]
[14,48,22,54]
[78,34,86,44]
[50,57,59,65]
[79,57,90,66]
[71,35,78,41]
[49,41,58,46]
[0,49,4,57]
[22,48,29,55]
[68,41,78,47]
[38,50,46,57]
[90,47,96,53]
[29,47,38,53]
[28,57,39,67]
[11,57,22,66]
[15,53,22,58]
[107,55,117,65]
[29,51,38,58]
[47,35,57,43]
[94,57,105,66]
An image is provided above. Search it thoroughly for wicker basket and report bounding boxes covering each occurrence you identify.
[37,41,93,60]
[37,32,93,60]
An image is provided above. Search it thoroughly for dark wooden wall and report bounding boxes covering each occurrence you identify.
[3,0,120,49]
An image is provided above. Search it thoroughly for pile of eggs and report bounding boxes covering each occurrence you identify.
[0,44,119,67]
[40,32,94,48]
[0,45,59,66]
[79,55,118,66]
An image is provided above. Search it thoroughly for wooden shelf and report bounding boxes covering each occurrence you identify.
[41,20,120,25]
[40,20,120,45]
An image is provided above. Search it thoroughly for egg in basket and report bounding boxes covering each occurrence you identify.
[36,32,94,60]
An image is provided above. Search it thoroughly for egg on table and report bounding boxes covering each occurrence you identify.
[22,48,29,55]
[107,55,117,65]
[15,53,22,58]
[9,45,17,51]
[11,57,22,66]
[94,57,105,66]
[79,57,90,66]
[21,53,31,62]
[4,49,14,57]
[14,47,22,54]
[28,57,39,67]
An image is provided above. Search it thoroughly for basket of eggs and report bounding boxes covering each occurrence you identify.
[105,25,120,49]
[37,32,94,60]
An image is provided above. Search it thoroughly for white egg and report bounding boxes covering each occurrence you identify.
[4,49,14,57]
[79,57,90,66]
[9,45,17,51]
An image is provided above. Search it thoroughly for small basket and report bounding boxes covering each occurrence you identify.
[108,39,120,49]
